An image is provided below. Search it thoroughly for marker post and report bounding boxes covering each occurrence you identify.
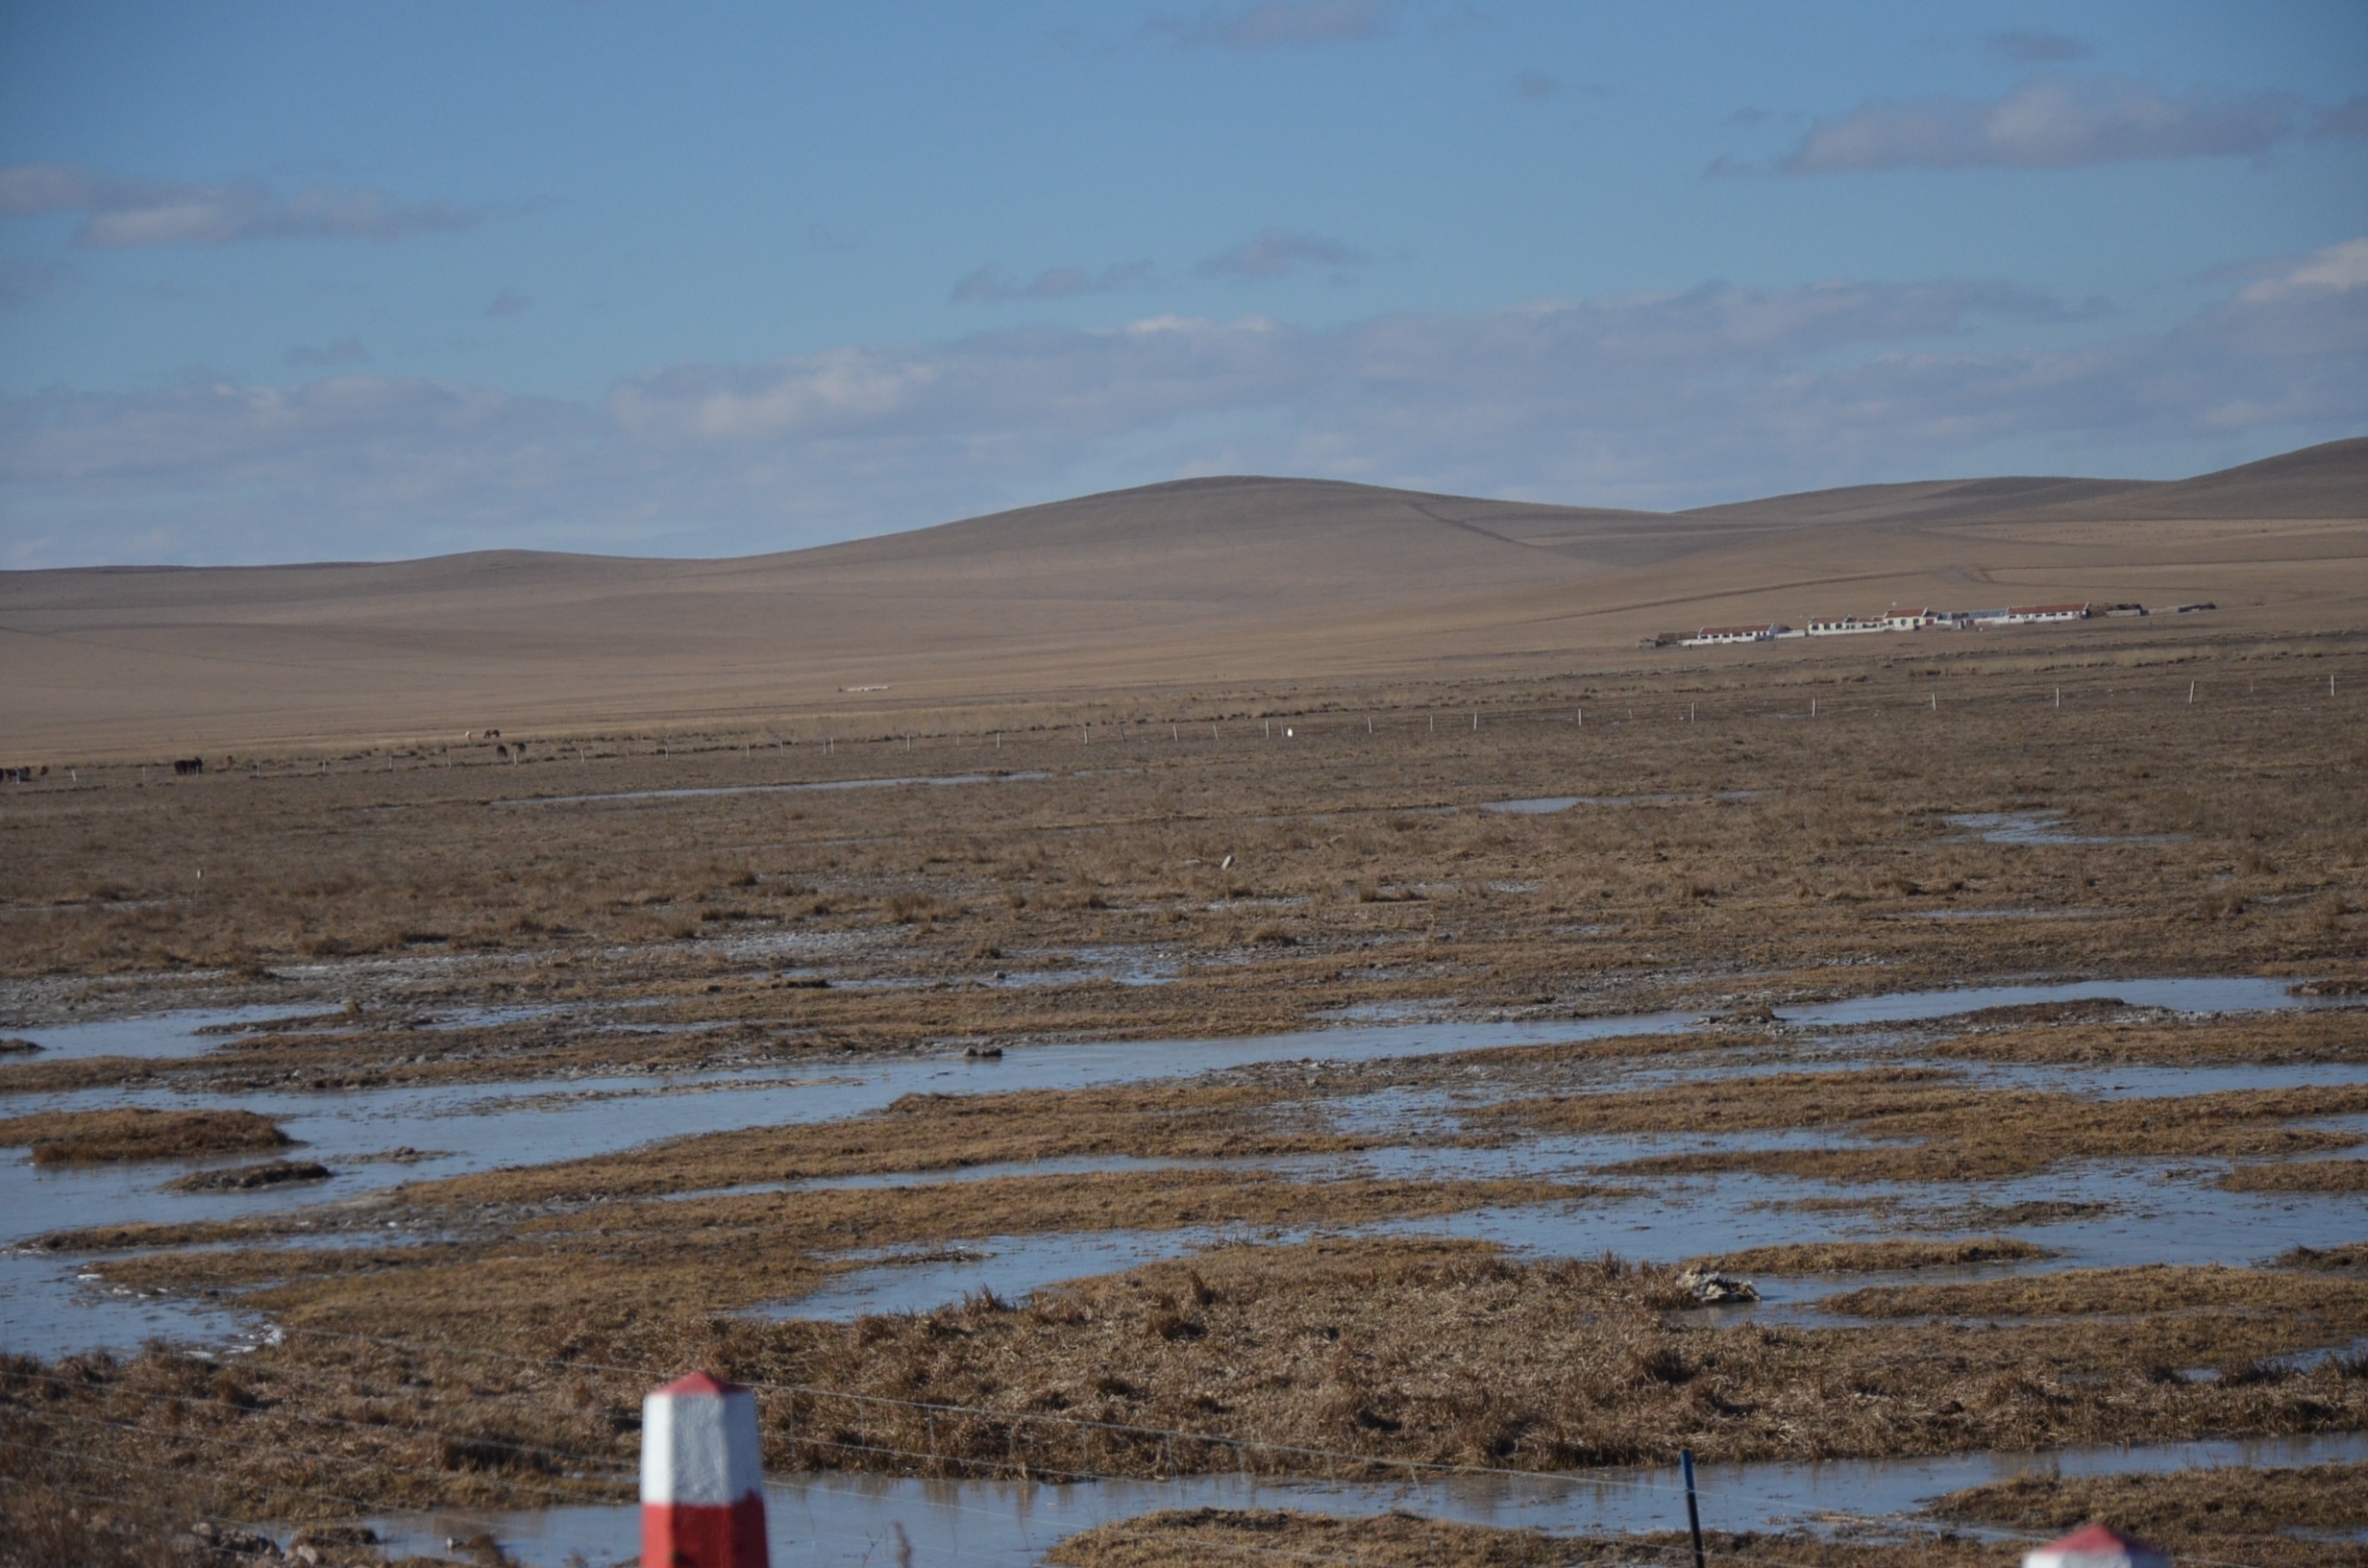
[642,1372,770,1568]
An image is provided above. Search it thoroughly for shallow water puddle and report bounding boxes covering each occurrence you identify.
[1479,790,1762,815]
[5,974,2355,1356]
[360,1431,2368,1567]
[751,1147,2368,1326]
[0,1246,260,1360]
[0,1005,322,1062]
[1779,975,2337,1026]
[0,1001,570,1063]
[1944,810,2187,845]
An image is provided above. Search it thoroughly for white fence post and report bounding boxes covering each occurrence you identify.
[643,1371,769,1568]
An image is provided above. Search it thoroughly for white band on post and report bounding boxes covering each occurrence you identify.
[641,1372,769,1568]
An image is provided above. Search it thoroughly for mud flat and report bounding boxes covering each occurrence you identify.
[3,639,2366,1558]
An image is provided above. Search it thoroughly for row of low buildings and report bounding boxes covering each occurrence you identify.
[1679,602,2096,648]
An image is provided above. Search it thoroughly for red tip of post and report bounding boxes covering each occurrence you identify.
[657,1370,738,1398]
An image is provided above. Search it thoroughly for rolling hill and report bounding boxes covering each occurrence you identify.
[2,439,2362,756]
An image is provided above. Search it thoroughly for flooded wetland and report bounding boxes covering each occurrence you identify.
[6,637,2367,1565]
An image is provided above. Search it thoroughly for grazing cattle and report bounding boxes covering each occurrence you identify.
[0,767,26,783]
[173,757,204,776]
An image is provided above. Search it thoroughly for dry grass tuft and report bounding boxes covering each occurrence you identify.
[2220,1159,2368,1192]
[1492,1070,2368,1185]
[2272,1241,2368,1273]
[1685,1237,2053,1275]
[163,1159,334,1193]
[705,1243,2368,1478]
[1048,1507,2368,1568]
[1819,1262,2368,1325]
[0,1109,290,1164]
[1932,1458,2368,1538]
[1046,1508,1632,1567]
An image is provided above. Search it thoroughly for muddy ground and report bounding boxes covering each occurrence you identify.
[2,627,2364,1563]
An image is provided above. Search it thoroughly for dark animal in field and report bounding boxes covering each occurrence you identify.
[172,757,204,776]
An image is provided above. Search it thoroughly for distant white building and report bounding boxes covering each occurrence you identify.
[1991,602,2092,625]
[1682,623,1789,647]
[1805,614,1888,636]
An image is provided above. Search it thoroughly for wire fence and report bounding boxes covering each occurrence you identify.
[12,657,2361,788]
[3,1315,2314,1568]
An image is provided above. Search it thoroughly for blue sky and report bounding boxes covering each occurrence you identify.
[2,1,2363,565]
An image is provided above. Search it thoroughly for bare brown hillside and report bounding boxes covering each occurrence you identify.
[1,439,2360,757]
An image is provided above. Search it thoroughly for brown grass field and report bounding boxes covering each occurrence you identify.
[1,441,2365,1563]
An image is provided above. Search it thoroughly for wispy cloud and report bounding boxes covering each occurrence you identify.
[1195,229,1368,281]
[284,338,370,368]
[2314,97,2368,140]
[0,162,510,248]
[2235,236,2368,303]
[1513,71,1561,101]
[5,242,2360,563]
[486,287,532,318]
[1152,0,1394,51]
[950,260,1155,304]
[0,258,71,307]
[1987,30,2090,64]
[1737,74,2300,174]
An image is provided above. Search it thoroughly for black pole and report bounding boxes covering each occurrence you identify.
[1680,1448,1706,1568]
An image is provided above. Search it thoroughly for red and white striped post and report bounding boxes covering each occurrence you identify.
[2023,1523,2171,1568]
[641,1372,769,1568]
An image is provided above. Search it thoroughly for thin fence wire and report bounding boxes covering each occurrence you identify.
[2,1363,633,1475]
[7,1330,2310,1568]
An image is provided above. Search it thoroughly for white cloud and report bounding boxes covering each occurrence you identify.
[0,161,505,248]
[1765,74,2298,173]
[1153,0,1394,50]
[2237,236,2368,303]
[2,251,2360,564]
[1195,229,1368,280]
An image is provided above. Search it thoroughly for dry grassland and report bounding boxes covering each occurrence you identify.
[731,1243,2368,1476]
[1928,1009,2368,1065]
[17,1237,2368,1526]
[2,637,2364,1047]
[5,627,2368,1543]
[1046,1505,2366,1568]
